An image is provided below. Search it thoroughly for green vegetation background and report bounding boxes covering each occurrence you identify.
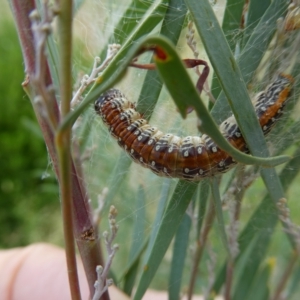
[0,6,62,248]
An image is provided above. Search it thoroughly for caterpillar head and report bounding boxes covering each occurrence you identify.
[94,88,123,113]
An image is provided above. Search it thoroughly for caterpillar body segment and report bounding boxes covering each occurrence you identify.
[95,74,294,181]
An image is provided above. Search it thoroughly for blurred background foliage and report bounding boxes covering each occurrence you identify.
[0,2,62,247]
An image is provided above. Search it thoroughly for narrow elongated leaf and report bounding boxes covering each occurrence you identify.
[211,0,245,99]
[185,0,293,253]
[123,260,140,297]
[144,178,172,261]
[168,213,192,300]
[210,178,229,256]
[115,181,170,290]
[286,262,300,299]
[213,147,300,293]
[241,0,271,48]
[98,0,168,62]
[221,0,245,52]
[120,239,148,282]
[111,0,156,45]
[238,0,288,84]
[196,180,209,237]
[243,258,271,300]
[232,232,274,300]
[123,185,147,295]
[229,234,261,294]
[185,0,286,162]
[130,185,147,259]
[134,180,197,300]
[137,0,188,118]
[211,0,289,122]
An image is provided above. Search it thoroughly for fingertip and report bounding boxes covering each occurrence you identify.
[0,243,89,300]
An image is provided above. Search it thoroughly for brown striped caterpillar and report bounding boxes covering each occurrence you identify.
[95,74,294,180]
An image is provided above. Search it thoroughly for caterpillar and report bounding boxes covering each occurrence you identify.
[95,74,294,181]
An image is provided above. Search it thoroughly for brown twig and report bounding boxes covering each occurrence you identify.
[92,206,119,300]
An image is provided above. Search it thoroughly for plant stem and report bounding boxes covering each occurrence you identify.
[224,259,234,300]
[55,0,82,298]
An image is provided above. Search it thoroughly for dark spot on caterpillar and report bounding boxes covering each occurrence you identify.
[95,74,294,181]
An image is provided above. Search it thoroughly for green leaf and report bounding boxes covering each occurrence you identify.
[196,180,210,237]
[130,185,147,259]
[134,180,197,300]
[123,185,147,295]
[221,0,245,52]
[245,260,272,300]
[213,147,300,294]
[137,0,188,119]
[123,260,140,296]
[228,234,260,296]
[210,177,230,256]
[286,261,300,299]
[232,233,273,300]
[211,0,289,122]
[241,0,271,48]
[111,0,156,46]
[168,213,192,300]
[211,0,245,99]
[185,0,286,162]
[185,1,293,250]
[120,239,148,283]
[144,178,172,260]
